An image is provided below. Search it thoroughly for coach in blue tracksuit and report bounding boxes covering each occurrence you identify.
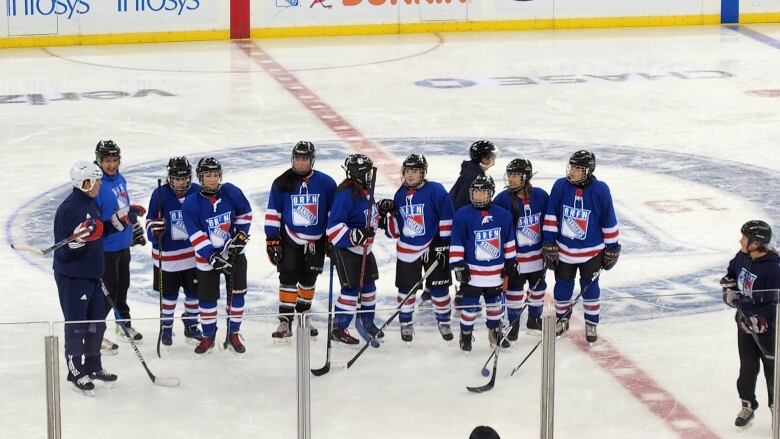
[54,161,117,395]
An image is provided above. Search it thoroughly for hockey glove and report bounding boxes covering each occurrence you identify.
[740,315,769,334]
[266,238,283,266]
[131,221,146,247]
[208,253,233,276]
[453,265,470,284]
[228,231,250,257]
[149,218,165,237]
[602,244,621,270]
[428,244,449,267]
[128,205,147,223]
[721,276,737,308]
[502,260,518,278]
[542,242,559,268]
[110,205,131,231]
[69,218,103,248]
[349,227,375,246]
[378,199,396,216]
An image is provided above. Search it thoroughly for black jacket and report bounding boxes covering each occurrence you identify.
[448,160,484,210]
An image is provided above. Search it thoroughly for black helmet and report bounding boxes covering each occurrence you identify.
[469,175,495,208]
[291,141,316,175]
[166,156,192,194]
[95,140,121,162]
[469,140,496,162]
[402,154,427,186]
[505,158,533,192]
[343,154,375,187]
[196,157,222,195]
[741,220,772,250]
[566,150,596,185]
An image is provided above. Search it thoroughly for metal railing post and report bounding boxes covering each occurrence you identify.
[297,314,311,439]
[540,302,556,439]
[44,335,61,439]
[773,303,780,439]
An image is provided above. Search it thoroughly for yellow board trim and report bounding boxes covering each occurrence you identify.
[251,15,721,39]
[0,29,229,49]
[740,12,780,24]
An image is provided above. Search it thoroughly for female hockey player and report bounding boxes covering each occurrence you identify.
[493,158,549,338]
[379,153,455,344]
[450,175,516,352]
[182,157,253,354]
[721,220,780,427]
[265,141,336,342]
[541,150,620,343]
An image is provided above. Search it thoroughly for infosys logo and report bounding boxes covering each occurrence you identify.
[116,0,200,15]
[6,0,90,20]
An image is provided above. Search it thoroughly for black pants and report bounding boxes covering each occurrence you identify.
[737,326,775,406]
[103,248,131,322]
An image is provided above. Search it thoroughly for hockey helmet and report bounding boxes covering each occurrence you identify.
[566,150,596,185]
[167,156,192,194]
[505,158,533,191]
[741,220,772,250]
[343,154,375,187]
[291,141,316,175]
[70,161,103,193]
[196,157,222,194]
[95,140,121,162]
[469,175,495,208]
[402,153,427,186]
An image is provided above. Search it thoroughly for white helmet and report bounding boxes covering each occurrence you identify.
[70,161,102,192]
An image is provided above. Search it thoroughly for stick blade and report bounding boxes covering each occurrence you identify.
[153,376,181,387]
[466,380,495,394]
[11,243,44,255]
[311,364,330,377]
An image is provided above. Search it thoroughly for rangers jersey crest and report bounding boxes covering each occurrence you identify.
[363,204,380,229]
[169,209,188,241]
[474,228,501,261]
[111,184,129,209]
[291,194,319,227]
[206,212,232,248]
[516,213,542,246]
[739,267,758,297]
[561,204,591,240]
[399,203,426,237]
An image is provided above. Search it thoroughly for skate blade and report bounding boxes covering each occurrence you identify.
[331,340,362,350]
[100,348,119,356]
[223,343,246,356]
[184,337,202,346]
[94,380,118,390]
[194,348,215,358]
[116,337,143,345]
[525,329,542,337]
[70,386,95,397]
[272,337,292,345]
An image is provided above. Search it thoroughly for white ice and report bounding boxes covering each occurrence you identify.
[2,23,780,438]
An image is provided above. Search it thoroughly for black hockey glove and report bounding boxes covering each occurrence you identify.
[602,244,621,270]
[502,260,517,278]
[542,242,559,269]
[720,276,737,308]
[131,221,146,247]
[228,231,250,258]
[208,253,233,276]
[740,315,769,334]
[349,227,375,246]
[453,265,470,284]
[428,244,449,267]
[378,199,396,216]
[266,238,283,266]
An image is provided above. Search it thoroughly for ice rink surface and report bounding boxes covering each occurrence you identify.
[2,23,780,438]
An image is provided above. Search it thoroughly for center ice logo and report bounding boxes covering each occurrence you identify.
[739,267,759,297]
[400,203,426,237]
[169,209,188,241]
[474,228,501,261]
[291,194,319,227]
[516,213,541,246]
[206,212,231,248]
[561,205,590,240]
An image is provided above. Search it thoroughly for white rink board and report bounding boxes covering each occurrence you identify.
[743,0,780,14]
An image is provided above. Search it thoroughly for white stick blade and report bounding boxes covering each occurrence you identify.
[154,376,181,387]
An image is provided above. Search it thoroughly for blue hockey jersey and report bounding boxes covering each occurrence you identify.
[450,204,516,287]
[385,181,455,263]
[542,177,619,264]
[146,182,201,272]
[95,169,132,252]
[264,170,337,245]
[182,183,253,271]
[494,186,549,273]
[327,187,379,255]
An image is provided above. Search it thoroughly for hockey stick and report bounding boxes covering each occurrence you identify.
[155,179,164,359]
[734,302,775,360]
[510,269,602,377]
[11,232,83,256]
[478,268,547,378]
[223,253,236,351]
[346,260,439,369]
[354,167,382,348]
[311,258,335,376]
[100,281,180,387]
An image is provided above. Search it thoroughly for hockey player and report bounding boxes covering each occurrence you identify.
[54,161,117,396]
[378,153,455,343]
[493,159,549,339]
[721,220,780,427]
[146,157,204,346]
[265,141,336,341]
[449,140,497,210]
[326,154,382,345]
[450,175,516,352]
[94,140,147,348]
[182,157,253,354]
[541,150,620,343]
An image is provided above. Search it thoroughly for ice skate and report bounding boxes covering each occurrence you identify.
[182,314,204,345]
[330,328,360,346]
[90,369,118,388]
[526,317,542,334]
[735,400,757,427]
[101,338,118,356]
[437,321,454,341]
[400,322,414,345]
[272,320,293,344]
[225,332,246,354]
[160,327,173,346]
[489,327,510,350]
[116,323,143,343]
[555,318,570,338]
[507,319,521,341]
[585,322,598,344]
[70,375,95,397]
[194,336,216,355]
[459,330,473,353]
